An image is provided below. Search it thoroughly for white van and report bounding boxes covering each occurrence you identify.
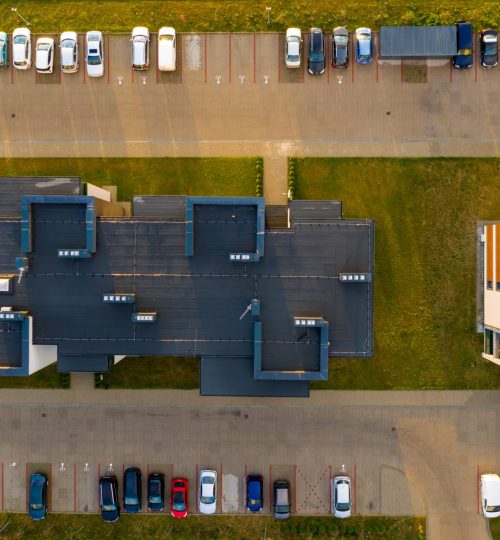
[481,474,500,518]
[158,27,176,71]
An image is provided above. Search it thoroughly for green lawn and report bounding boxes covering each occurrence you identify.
[489,519,500,540]
[0,514,425,540]
[0,365,66,389]
[0,158,258,201]
[97,356,199,389]
[2,0,498,32]
[294,158,500,391]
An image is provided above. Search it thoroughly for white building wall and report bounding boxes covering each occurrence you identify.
[27,317,58,375]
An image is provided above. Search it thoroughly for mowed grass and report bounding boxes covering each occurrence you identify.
[0,158,258,201]
[0,514,425,540]
[98,356,199,389]
[0,364,64,389]
[296,158,500,390]
[2,0,498,32]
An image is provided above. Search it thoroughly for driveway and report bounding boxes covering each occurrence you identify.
[0,388,498,539]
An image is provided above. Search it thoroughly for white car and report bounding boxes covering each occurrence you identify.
[85,31,104,77]
[35,37,54,74]
[131,27,150,70]
[12,28,31,70]
[198,470,217,514]
[60,31,79,73]
[285,28,301,68]
[158,27,176,71]
[481,474,500,518]
[332,476,352,518]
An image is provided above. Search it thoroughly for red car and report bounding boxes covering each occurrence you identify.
[170,477,189,518]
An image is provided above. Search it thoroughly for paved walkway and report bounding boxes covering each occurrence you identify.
[0,388,498,538]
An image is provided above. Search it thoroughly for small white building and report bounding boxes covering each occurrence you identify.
[483,223,500,364]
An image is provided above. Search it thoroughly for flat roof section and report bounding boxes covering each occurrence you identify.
[290,200,342,223]
[0,177,81,217]
[0,321,22,368]
[200,356,309,397]
[380,26,458,58]
[133,195,186,220]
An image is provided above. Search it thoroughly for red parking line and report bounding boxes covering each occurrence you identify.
[131,66,134,83]
[353,464,357,514]
[204,34,207,84]
[253,34,256,83]
[244,464,247,513]
[269,464,272,512]
[1,463,4,511]
[195,463,199,509]
[73,463,77,512]
[156,35,158,83]
[171,463,173,480]
[219,464,223,513]
[98,464,101,508]
[180,34,183,83]
[351,36,355,83]
[49,464,52,512]
[329,464,332,512]
[375,35,379,83]
[277,37,281,82]
[400,60,403,84]
[10,36,13,84]
[293,465,297,514]
[474,33,477,83]
[107,34,110,84]
[449,59,452,83]
[25,463,28,511]
[229,33,231,83]
[122,464,125,479]
[477,465,480,514]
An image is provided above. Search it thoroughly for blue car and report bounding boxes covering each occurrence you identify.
[246,474,263,512]
[100,475,120,522]
[123,467,142,513]
[0,32,8,69]
[147,472,165,512]
[453,21,473,69]
[355,27,373,64]
[28,473,48,521]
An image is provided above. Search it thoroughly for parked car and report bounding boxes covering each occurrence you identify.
[171,477,188,518]
[332,475,352,518]
[131,26,150,70]
[332,27,349,69]
[199,469,217,514]
[479,29,498,68]
[147,472,165,511]
[285,28,301,68]
[123,467,141,513]
[60,31,79,73]
[246,474,263,512]
[273,480,291,520]
[85,31,104,77]
[35,37,54,74]
[12,27,31,70]
[307,28,325,75]
[99,475,120,522]
[453,21,473,69]
[481,474,500,518]
[0,32,9,69]
[28,472,48,521]
[355,27,373,64]
[158,27,176,71]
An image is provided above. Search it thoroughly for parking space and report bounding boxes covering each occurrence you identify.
[270,464,296,513]
[50,462,74,512]
[230,33,254,86]
[221,462,244,513]
[108,34,129,86]
[75,462,98,513]
[245,461,271,514]
[3,462,25,512]
[295,464,330,514]
[171,462,195,513]
[256,32,278,85]
[183,34,204,84]
[156,34,182,85]
[146,462,170,513]
[26,463,51,512]
[34,34,61,85]
[205,33,230,85]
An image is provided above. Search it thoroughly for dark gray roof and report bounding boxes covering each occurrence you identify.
[200,357,309,397]
[0,177,81,217]
[58,354,112,373]
[380,26,458,58]
[133,195,186,220]
[290,200,342,223]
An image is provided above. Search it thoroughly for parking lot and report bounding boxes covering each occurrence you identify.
[0,389,498,540]
[0,31,498,156]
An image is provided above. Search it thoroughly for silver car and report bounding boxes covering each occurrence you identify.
[198,470,217,515]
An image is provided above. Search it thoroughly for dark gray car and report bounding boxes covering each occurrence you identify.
[307,28,325,75]
[332,27,349,69]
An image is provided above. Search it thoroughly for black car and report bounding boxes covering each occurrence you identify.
[453,21,473,69]
[307,28,325,75]
[28,473,48,521]
[99,475,120,522]
[332,27,349,69]
[479,29,498,68]
[148,472,165,511]
[123,467,142,513]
